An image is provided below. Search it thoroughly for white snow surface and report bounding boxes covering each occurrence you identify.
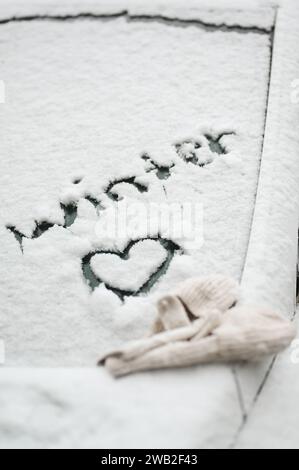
[0,365,240,449]
[0,4,271,366]
[0,0,298,450]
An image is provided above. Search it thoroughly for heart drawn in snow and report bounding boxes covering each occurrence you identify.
[82,237,181,300]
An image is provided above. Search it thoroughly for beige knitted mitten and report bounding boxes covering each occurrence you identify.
[99,275,296,377]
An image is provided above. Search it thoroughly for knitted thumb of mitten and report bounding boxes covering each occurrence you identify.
[151,275,239,334]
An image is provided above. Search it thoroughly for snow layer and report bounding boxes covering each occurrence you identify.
[234,0,299,418]
[0,0,298,451]
[0,8,271,366]
[241,0,299,316]
[235,316,299,449]
[0,365,240,449]
[0,0,276,30]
